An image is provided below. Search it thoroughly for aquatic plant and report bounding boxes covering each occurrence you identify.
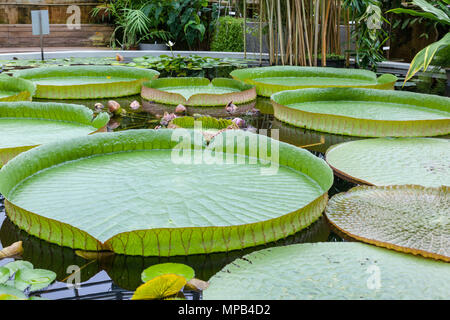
[271,87,450,137]
[0,102,109,167]
[0,260,56,300]
[203,242,450,300]
[0,129,333,256]
[230,66,397,97]
[325,137,450,187]
[141,77,256,106]
[0,76,36,102]
[14,66,159,99]
[326,185,449,261]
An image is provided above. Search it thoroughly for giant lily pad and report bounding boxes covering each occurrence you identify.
[0,76,36,102]
[14,66,159,99]
[0,129,333,256]
[141,77,256,106]
[0,102,109,167]
[325,138,450,187]
[203,242,450,300]
[326,185,449,261]
[271,88,450,137]
[230,66,397,97]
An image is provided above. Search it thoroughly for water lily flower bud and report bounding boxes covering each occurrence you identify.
[130,100,141,110]
[175,104,186,114]
[232,117,246,128]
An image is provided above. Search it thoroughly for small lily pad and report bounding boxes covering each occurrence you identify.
[141,263,195,283]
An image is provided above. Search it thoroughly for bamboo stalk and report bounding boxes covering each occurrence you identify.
[277,0,285,65]
[243,0,247,59]
[313,0,320,67]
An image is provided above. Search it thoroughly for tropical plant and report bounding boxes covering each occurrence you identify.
[271,87,449,137]
[261,0,344,66]
[325,137,450,187]
[388,0,450,82]
[342,0,390,70]
[141,77,256,106]
[203,242,450,300]
[326,185,449,261]
[0,260,56,300]
[127,54,248,77]
[210,16,245,52]
[132,263,208,300]
[0,129,333,256]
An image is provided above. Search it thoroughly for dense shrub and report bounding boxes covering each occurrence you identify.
[210,16,244,52]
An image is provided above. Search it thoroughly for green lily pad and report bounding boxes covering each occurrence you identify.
[271,88,450,137]
[141,263,195,283]
[0,102,109,167]
[326,185,449,261]
[0,129,333,256]
[14,268,56,292]
[14,66,159,99]
[141,77,256,106]
[0,267,9,284]
[2,261,33,276]
[203,242,450,300]
[0,285,27,300]
[230,66,397,97]
[325,138,450,187]
[0,75,36,102]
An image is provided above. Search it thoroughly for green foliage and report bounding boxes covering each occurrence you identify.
[210,16,244,52]
[0,260,56,300]
[92,0,216,50]
[388,0,450,83]
[342,0,390,70]
[128,54,248,77]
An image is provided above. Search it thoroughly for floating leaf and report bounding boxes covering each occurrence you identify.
[326,185,449,261]
[0,241,23,259]
[131,274,186,300]
[141,77,256,106]
[141,263,195,283]
[3,261,33,277]
[14,66,159,99]
[0,102,109,167]
[14,268,56,292]
[271,88,450,137]
[0,75,35,102]
[0,130,332,256]
[203,243,450,300]
[325,138,450,187]
[230,66,397,97]
[0,267,9,284]
[0,293,22,300]
[0,284,27,300]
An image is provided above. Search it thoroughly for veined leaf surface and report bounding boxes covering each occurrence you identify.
[203,242,450,300]
[0,129,333,256]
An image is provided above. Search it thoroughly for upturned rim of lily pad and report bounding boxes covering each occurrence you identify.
[271,87,450,137]
[0,129,333,256]
[141,77,256,106]
[13,66,160,99]
[230,66,398,97]
[0,75,36,102]
[0,101,109,167]
[325,184,450,262]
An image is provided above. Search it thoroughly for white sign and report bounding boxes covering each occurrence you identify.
[31,10,50,36]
